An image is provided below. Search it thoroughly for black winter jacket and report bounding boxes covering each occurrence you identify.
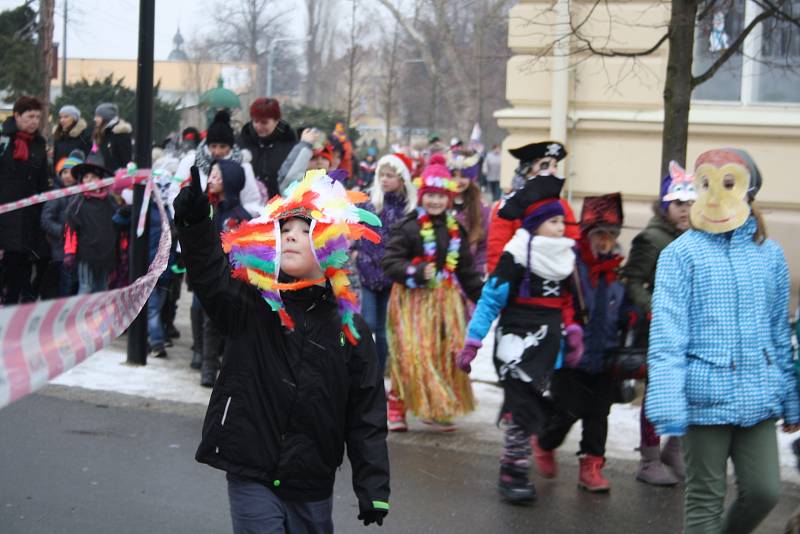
[53,118,93,167]
[381,211,483,302]
[97,118,133,172]
[237,120,296,198]
[178,217,390,511]
[0,117,49,252]
[41,179,71,261]
[66,194,119,270]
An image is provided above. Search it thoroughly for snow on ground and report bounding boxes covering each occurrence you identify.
[50,328,800,484]
[51,347,212,407]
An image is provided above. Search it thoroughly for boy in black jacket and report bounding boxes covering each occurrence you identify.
[174,167,390,532]
[65,156,119,294]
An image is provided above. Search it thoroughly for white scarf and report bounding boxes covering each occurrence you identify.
[505,229,575,281]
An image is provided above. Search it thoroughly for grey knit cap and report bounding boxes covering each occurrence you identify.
[59,105,81,121]
[94,102,119,124]
[725,148,762,200]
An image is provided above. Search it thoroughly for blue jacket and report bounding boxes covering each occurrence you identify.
[645,217,800,436]
[574,251,628,374]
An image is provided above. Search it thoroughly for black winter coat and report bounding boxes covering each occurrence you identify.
[0,117,49,252]
[41,180,71,261]
[381,211,483,302]
[53,118,93,167]
[237,120,296,199]
[66,194,119,270]
[97,119,133,172]
[178,217,390,510]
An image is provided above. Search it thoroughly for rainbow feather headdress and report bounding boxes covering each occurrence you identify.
[221,169,381,344]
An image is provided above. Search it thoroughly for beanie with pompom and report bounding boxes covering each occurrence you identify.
[206,110,235,147]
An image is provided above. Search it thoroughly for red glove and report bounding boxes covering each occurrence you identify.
[564,324,584,368]
[456,338,482,373]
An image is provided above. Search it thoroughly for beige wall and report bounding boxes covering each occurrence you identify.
[498,0,800,303]
[52,58,256,96]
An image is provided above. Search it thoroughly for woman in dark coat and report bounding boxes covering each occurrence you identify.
[0,96,50,304]
[93,102,132,172]
[52,105,92,168]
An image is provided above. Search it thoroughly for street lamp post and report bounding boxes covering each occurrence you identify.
[266,37,310,96]
[127,0,155,366]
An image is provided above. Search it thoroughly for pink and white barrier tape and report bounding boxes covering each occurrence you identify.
[0,170,171,410]
[0,168,150,215]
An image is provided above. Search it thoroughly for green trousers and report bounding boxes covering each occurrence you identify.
[683,419,781,534]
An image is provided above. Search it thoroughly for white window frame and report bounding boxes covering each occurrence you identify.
[693,0,800,107]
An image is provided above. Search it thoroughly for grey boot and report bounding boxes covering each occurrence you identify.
[635,446,679,486]
[660,436,685,481]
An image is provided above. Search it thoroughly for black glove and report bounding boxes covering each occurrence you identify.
[358,510,387,527]
[173,165,209,227]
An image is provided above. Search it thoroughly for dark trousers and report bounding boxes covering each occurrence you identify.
[191,294,204,355]
[161,271,183,329]
[227,474,333,534]
[202,311,224,371]
[59,262,78,297]
[1,250,34,303]
[537,369,614,456]
[360,286,391,372]
[487,181,501,202]
[38,260,63,300]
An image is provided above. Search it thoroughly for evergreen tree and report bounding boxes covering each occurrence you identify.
[0,6,43,101]
[52,75,181,146]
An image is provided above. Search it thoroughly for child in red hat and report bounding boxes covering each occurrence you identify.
[381,154,483,432]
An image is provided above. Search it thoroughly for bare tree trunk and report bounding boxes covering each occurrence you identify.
[304,0,319,105]
[383,26,400,148]
[39,0,55,140]
[660,0,698,176]
[345,0,358,128]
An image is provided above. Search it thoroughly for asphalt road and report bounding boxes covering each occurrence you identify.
[1,392,798,534]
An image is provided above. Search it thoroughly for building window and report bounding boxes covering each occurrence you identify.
[692,0,800,104]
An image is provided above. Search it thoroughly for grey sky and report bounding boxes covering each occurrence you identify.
[0,0,307,60]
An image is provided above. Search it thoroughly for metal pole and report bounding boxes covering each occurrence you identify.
[127,0,155,366]
[61,0,67,96]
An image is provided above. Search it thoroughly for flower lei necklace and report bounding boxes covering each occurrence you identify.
[415,207,460,287]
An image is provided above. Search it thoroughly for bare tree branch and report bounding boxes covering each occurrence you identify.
[691,3,779,88]
[572,31,670,58]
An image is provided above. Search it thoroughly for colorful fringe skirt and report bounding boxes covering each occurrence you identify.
[387,284,475,420]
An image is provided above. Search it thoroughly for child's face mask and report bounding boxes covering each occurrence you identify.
[690,162,750,233]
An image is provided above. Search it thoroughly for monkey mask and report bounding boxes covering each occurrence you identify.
[690,148,762,234]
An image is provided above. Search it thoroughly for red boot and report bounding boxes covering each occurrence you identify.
[531,436,557,479]
[387,391,407,432]
[578,455,610,492]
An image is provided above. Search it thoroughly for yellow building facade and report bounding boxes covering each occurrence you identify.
[497,0,800,296]
[52,58,256,107]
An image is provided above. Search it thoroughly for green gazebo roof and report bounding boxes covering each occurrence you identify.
[200,76,241,109]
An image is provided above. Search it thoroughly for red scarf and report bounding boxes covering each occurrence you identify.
[12,131,34,161]
[83,188,109,199]
[579,240,623,287]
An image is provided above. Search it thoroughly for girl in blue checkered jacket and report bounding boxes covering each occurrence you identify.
[646,148,800,534]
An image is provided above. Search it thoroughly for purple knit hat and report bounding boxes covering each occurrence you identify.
[519,198,566,298]
[660,175,672,213]
[521,198,565,232]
